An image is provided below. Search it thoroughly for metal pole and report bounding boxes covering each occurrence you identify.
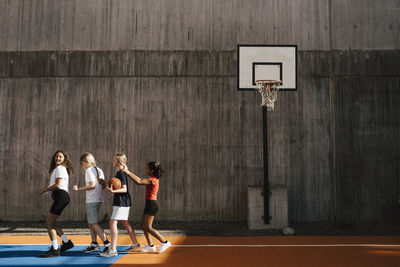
[263,106,270,224]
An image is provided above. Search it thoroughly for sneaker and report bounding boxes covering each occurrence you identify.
[140,245,156,253]
[40,247,60,258]
[83,243,100,253]
[100,249,118,257]
[102,242,111,253]
[158,241,171,254]
[60,240,74,253]
[124,243,141,251]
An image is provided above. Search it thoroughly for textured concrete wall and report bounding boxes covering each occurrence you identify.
[0,0,398,51]
[0,75,259,221]
[0,0,399,225]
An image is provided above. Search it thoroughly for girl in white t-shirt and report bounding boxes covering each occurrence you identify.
[73,153,110,253]
[38,150,74,258]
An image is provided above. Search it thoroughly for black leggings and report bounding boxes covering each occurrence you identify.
[50,189,70,215]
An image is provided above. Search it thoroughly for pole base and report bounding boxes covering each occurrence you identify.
[248,185,289,230]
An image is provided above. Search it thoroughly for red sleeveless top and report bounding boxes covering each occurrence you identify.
[145,177,159,200]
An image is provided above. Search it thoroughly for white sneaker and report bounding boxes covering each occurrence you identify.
[125,243,141,251]
[100,249,118,257]
[158,241,171,254]
[140,245,156,252]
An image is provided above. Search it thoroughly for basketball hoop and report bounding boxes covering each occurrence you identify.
[255,80,282,111]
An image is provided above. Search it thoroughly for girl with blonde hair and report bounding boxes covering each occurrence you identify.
[100,153,140,257]
[73,152,110,253]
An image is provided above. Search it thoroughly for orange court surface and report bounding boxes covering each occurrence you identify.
[0,235,399,267]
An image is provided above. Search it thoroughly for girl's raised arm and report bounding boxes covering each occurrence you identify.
[123,170,152,185]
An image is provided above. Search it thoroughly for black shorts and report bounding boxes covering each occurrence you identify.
[143,200,159,216]
[50,189,70,215]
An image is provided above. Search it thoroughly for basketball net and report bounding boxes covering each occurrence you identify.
[255,80,282,111]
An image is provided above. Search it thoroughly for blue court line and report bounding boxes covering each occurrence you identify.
[0,244,130,267]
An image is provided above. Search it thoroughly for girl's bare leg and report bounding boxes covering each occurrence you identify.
[109,220,118,251]
[121,220,138,244]
[143,215,166,243]
[88,224,97,243]
[53,221,64,237]
[91,223,107,242]
[141,215,153,245]
[45,213,60,242]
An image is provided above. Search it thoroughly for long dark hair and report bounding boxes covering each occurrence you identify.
[49,149,74,175]
[147,161,164,178]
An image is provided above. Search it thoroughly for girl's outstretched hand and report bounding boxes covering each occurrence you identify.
[38,189,45,196]
[72,185,78,191]
[106,184,114,193]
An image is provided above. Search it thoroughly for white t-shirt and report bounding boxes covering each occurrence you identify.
[49,165,69,193]
[85,166,105,203]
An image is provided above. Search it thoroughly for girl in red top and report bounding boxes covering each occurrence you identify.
[124,162,171,254]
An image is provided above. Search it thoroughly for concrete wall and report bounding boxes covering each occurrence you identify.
[0,0,399,225]
[0,74,258,222]
[0,0,398,51]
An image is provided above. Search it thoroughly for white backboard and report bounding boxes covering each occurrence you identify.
[237,45,297,90]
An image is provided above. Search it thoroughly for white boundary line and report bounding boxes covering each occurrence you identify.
[172,244,400,247]
[1,244,400,248]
